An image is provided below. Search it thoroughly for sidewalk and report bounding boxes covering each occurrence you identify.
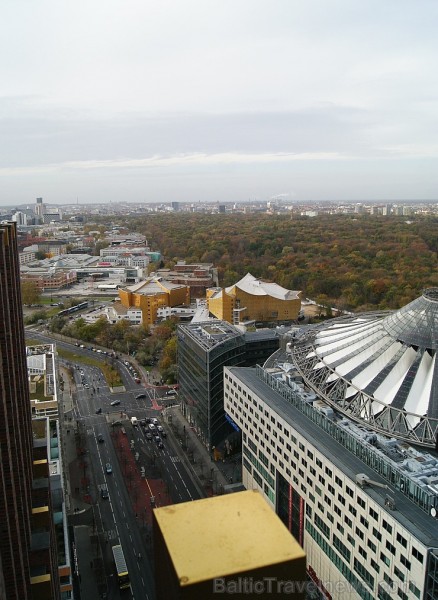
[162,405,242,496]
[60,365,108,599]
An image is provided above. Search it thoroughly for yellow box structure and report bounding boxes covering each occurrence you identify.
[153,490,306,600]
[119,278,190,325]
[207,273,301,325]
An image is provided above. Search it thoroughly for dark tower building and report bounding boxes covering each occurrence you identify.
[0,222,60,599]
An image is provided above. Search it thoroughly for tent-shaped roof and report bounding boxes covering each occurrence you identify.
[290,288,438,447]
[226,273,300,301]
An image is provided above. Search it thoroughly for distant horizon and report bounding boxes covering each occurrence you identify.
[1,197,437,210]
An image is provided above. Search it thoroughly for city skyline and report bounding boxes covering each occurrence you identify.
[1,1,438,205]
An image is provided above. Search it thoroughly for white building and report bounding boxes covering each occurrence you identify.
[27,344,59,419]
[224,289,438,600]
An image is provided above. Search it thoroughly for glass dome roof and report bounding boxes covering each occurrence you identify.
[290,289,438,447]
[383,288,438,350]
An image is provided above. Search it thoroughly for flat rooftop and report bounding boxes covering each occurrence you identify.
[228,366,438,548]
[154,490,305,585]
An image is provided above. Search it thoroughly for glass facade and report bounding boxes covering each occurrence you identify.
[277,472,304,547]
[426,550,438,600]
[178,323,246,448]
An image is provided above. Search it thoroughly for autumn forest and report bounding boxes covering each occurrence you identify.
[123,212,438,312]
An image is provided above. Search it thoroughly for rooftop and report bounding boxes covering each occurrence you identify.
[227,364,438,546]
[154,490,305,585]
[178,321,242,351]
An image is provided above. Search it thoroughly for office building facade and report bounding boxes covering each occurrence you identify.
[178,321,279,449]
[225,364,438,599]
[0,222,60,599]
[224,291,438,599]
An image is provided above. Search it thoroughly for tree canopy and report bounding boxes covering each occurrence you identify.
[114,212,438,311]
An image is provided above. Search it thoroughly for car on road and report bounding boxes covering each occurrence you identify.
[154,435,161,444]
[157,441,164,449]
[146,432,152,440]
[110,400,121,406]
[97,434,104,443]
[160,430,167,438]
[148,424,156,432]
[157,425,163,433]
[151,418,158,425]
[105,463,112,474]
[100,485,109,499]
[135,393,146,399]
[95,408,102,414]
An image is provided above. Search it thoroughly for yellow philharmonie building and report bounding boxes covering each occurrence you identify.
[119,278,190,326]
[207,273,301,326]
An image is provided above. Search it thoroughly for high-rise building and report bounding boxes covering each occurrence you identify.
[35,197,46,218]
[177,321,279,449]
[0,222,60,599]
[224,291,438,600]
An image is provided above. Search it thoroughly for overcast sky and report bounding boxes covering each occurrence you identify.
[1,0,437,206]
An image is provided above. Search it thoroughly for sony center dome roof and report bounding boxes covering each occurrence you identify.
[290,289,438,448]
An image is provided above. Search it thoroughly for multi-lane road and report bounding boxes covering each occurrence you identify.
[26,330,202,599]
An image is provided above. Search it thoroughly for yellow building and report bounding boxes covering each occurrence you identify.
[153,490,306,600]
[119,278,190,325]
[207,273,301,325]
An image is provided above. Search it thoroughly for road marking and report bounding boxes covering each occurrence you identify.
[104,529,118,541]
[170,456,180,463]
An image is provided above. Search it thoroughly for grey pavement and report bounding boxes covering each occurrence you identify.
[74,526,101,599]
[59,364,107,599]
[162,405,242,496]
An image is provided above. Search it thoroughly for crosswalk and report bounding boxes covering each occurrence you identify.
[170,456,180,463]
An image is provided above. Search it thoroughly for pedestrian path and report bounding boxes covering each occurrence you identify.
[162,406,242,494]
